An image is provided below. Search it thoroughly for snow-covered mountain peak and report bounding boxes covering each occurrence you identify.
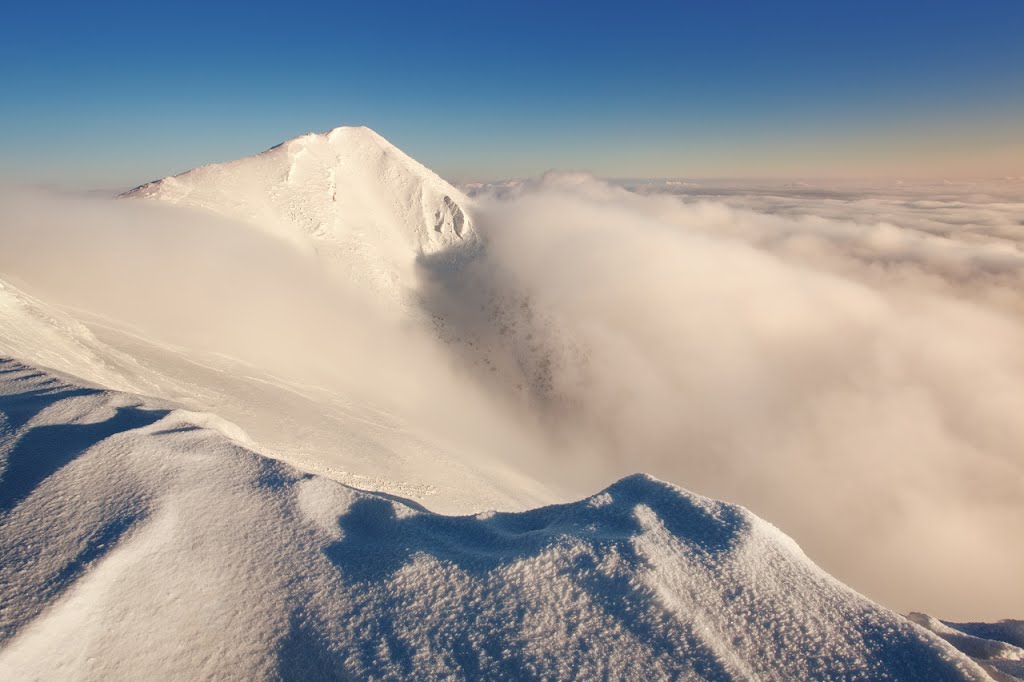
[275,125,400,161]
[323,124,396,149]
[124,126,474,303]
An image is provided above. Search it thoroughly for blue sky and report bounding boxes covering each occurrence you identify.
[2,0,1022,188]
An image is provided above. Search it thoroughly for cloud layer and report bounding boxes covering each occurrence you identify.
[429,175,1024,619]
[0,177,1021,620]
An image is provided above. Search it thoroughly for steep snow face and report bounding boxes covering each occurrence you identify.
[0,279,137,391]
[0,360,989,680]
[124,126,474,303]
[0,278,198,400]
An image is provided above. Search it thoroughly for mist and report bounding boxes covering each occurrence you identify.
[421,175,1024,619]
[0,179,1021,620]
[0,187,561,507]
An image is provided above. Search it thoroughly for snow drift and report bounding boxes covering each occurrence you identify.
[909,613,1024,681]
[0,360,990,680]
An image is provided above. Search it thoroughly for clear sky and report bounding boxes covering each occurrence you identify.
[2,0,1023,189]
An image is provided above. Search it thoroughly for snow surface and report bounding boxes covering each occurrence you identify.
[909,614,1024,681]
[0,359,992,680]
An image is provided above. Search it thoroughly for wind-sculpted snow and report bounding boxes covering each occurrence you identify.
[909,614,1024,681]
[0,279,207,402]
[0,360,990,680]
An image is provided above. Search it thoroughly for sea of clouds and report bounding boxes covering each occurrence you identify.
[0,176,1021,620]
[440,174,1024,619]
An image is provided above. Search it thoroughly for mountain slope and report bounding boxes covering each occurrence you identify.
[0,272,551,516]
[124,126,474,303]
[0,359,991,680]
[0,278,201,401]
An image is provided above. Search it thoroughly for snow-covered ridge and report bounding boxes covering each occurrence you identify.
[910,613,1024,681]
[0,359,991,679]
[0,278,181,398]
[123,126,474,302]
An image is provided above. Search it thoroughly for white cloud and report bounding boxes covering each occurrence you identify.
[428,175,1024,619]
[1,176,1021,620]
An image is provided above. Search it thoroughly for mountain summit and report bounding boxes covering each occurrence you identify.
[124,126,474,299]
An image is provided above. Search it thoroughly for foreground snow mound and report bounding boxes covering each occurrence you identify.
[0,359,988,680]
[123,126,473,302]
[909,614,1024,681]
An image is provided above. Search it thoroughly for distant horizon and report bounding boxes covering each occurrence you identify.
[12,121,1024,197]
[3,0,1023,188]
